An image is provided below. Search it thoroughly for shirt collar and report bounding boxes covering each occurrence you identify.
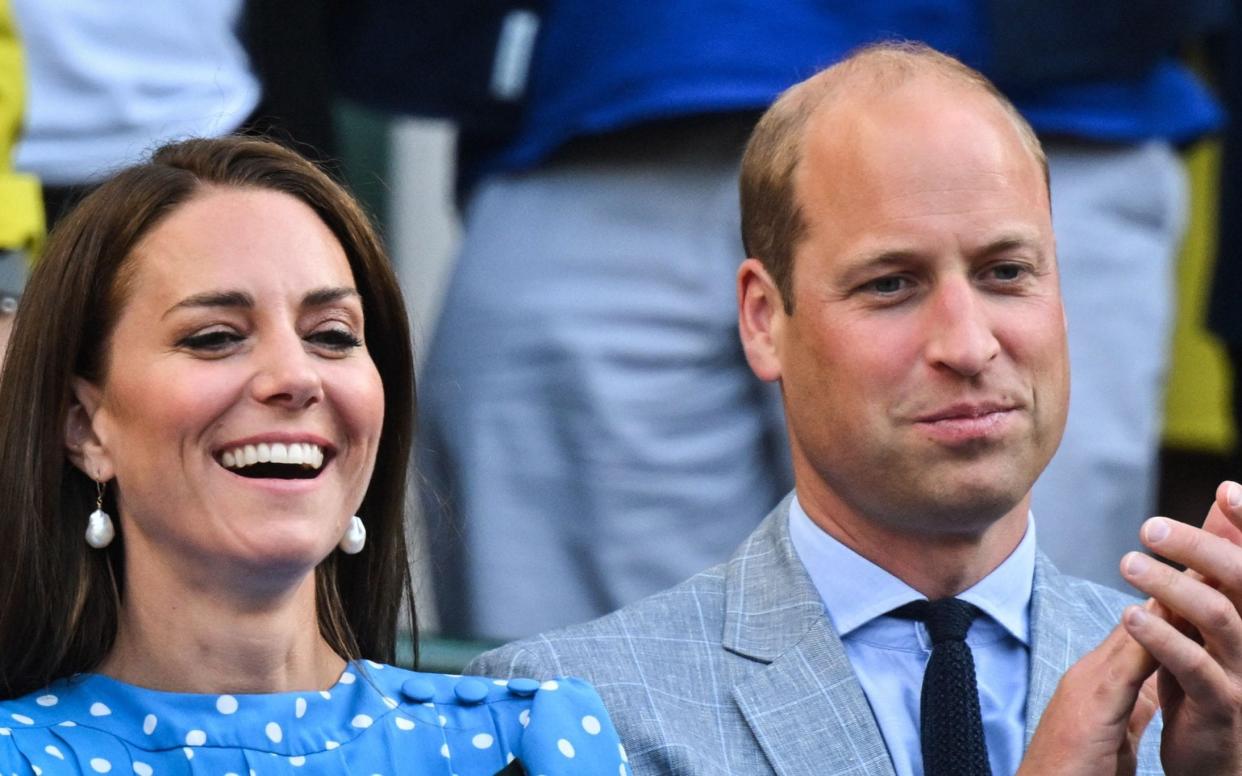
[787,493,1034,646]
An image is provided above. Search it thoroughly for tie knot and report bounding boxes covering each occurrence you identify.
[892,598,980,644]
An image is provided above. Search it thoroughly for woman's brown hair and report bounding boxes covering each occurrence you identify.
[0,136,416,698]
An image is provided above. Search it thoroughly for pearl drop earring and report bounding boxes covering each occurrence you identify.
[338,515,366,554]
[85,479,115,549]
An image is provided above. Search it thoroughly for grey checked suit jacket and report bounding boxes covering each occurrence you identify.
[469,496,1163,774]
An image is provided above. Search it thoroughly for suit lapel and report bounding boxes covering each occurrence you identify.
[725,497,895,776]
[1024,552,1116,745]
[1025,552,1072,745]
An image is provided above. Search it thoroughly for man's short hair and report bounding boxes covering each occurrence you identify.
[739,41,1049,313]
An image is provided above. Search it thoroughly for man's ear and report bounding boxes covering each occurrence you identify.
[65,377,114,480]
[737,258,786,383]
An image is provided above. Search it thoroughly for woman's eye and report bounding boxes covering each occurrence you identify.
[177,330,244,352]
[306,328,363,351]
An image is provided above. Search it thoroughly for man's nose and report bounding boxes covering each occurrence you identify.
[250,335,324,410]
[923,278,1000,377]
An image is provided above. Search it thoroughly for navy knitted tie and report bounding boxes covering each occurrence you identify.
[893,598,991,776]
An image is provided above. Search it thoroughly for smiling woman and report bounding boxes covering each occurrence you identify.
[0,137,626,775]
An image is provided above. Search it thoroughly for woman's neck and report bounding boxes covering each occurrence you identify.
[99,554,346,694]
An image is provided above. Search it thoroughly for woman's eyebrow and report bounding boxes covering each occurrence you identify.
[161,287,360,319]
[303,287,360,308]
[162,290,253,319]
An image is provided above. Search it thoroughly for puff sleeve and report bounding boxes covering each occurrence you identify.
[513,677,629,775]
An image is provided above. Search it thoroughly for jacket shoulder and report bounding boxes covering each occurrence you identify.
[470,561,730,680]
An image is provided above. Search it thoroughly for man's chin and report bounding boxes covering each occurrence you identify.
[884,469,1032,536]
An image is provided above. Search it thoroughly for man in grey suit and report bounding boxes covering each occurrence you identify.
[471,43,1242,775]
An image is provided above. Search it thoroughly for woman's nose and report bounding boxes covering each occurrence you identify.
[250,335,324,410]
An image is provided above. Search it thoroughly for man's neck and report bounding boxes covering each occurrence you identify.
[795,483,1031,599]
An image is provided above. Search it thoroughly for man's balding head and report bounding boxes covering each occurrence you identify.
[739,41,1048,312]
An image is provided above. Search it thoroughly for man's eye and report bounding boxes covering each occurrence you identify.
[988,263,1027,282]
[863,276,910,295]
[307,328,363,350]
[178,330,244,351]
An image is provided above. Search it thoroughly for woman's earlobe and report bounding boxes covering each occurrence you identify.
[65,378,112,478]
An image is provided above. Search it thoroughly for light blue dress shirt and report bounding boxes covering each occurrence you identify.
[788,495,1035,776]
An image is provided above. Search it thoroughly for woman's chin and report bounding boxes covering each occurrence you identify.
[224,534,342,580]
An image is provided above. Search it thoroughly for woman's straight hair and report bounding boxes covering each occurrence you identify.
[0,136,417,699]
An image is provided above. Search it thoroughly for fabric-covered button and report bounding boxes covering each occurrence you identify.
[454,678,489,705]
[506,678,540,697]
[401,678,436,704]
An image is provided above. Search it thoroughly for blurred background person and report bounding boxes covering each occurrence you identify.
[1163,1,1242,530]
[12,0,338,231]
[341,1,1225,641]
[0,0,42,292]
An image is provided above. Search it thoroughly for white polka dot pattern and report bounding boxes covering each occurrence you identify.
[0,667,627,774]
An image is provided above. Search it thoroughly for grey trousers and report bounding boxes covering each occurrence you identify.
[1033,140,1187,592]
[419,122,792,640]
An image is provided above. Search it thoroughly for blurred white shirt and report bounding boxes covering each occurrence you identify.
[13,0,260,184]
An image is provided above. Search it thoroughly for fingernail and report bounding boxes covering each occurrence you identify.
[1125,606,1149,627]
[1123,552,1151,577]
[1229,481,1242,507]
[1144,517,1169,544]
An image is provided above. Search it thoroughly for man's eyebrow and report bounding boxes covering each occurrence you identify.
[845,232,1045,269]
[163,290,253,319]
[836,250,921,285]
[980,233,1044,256]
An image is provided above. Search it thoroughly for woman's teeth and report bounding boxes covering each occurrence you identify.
[221,442,325,470]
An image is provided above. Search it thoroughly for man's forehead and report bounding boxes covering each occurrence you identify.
[794,79,1048,212]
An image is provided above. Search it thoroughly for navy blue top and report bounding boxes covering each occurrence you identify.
[487,0,1221,176]
[0,662,630,774]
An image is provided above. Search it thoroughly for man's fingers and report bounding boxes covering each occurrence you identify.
[1127,672,1160,741]
[1069,621,1157,715]
[1122,551,1242,660]
[1138,516,1242,602]
[1018,624,1157,776]
[1203,480,1242,549]
[1122,604,1234,706]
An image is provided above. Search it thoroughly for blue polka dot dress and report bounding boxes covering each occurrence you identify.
[0,662,631,774]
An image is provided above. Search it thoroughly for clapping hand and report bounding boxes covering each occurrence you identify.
[1119,481,1242,775]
